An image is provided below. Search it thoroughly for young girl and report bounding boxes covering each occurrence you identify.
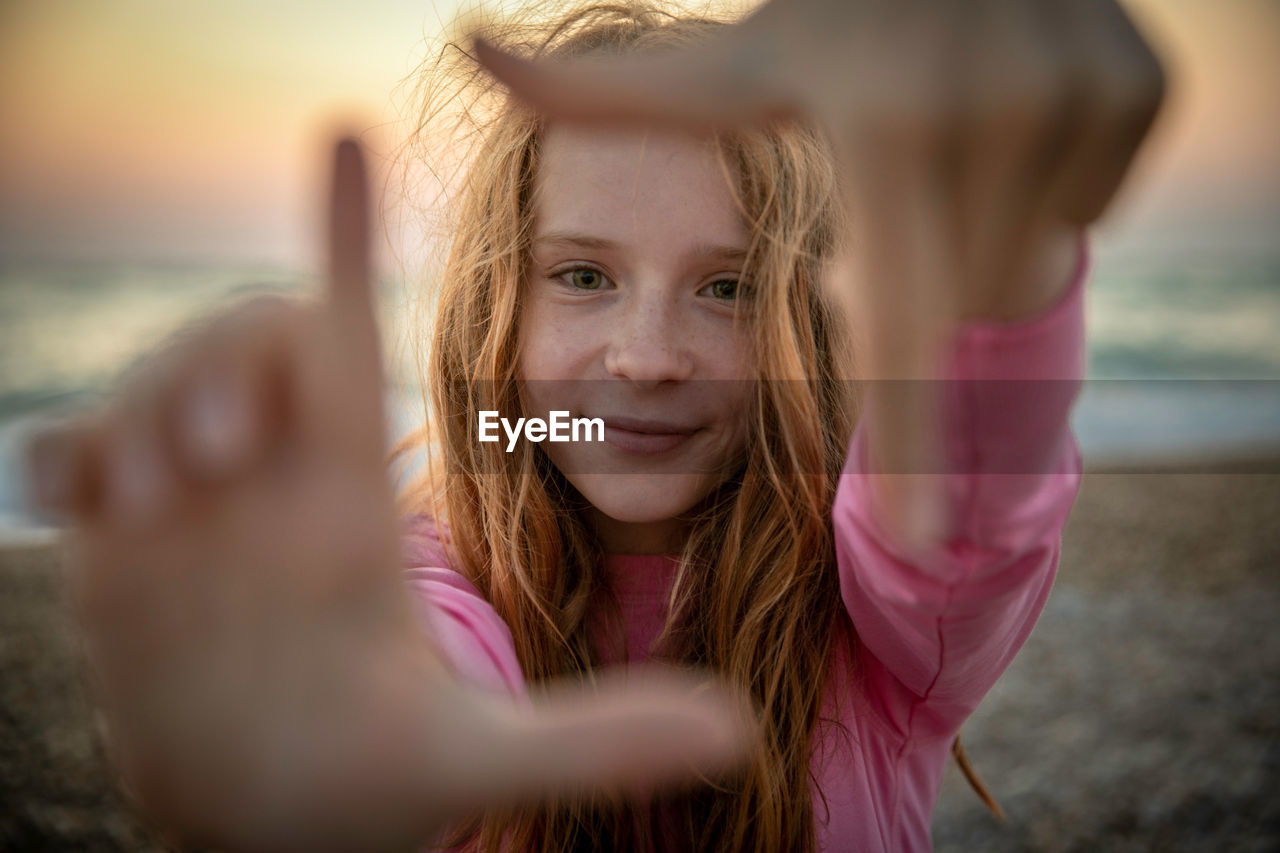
[27,1,1164,851]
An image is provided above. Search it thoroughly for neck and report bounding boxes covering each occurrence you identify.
[587,508,687,555]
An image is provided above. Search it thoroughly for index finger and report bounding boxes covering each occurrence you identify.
[470,27,792,131]
[327,137,377,338]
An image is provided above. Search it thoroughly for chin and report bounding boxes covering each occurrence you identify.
[569,472,711,525]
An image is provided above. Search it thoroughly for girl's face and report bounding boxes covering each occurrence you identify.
[520,125,755,554]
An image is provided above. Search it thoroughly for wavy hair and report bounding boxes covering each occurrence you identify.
[392,2,995,849]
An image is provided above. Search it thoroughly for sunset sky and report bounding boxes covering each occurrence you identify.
[1,0,1277,269]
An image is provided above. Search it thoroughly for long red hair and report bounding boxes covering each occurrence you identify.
[392,2,994,849]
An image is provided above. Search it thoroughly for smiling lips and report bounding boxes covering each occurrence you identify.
[600,416,701,454]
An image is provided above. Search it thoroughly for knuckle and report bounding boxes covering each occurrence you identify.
[1086,40,1168,118]
[213,292,304,342]
[235,290,303,319]
[100,410,170,526]
[966,55,1073,129]
[1118,55,1167,116]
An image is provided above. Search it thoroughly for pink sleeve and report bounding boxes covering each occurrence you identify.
[834,232,1088,741]
[400,517,528,702]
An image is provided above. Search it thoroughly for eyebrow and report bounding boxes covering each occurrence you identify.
[532,231,748,263]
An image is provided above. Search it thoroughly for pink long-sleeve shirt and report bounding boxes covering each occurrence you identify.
[402,237,1088,851]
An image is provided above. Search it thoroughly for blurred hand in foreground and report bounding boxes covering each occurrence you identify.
[24,139,754,852]
[473,0,1166,548]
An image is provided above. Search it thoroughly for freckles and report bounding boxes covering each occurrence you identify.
[697,320,755,381]
[523,319,591,381]
[543,317,587,361]
[519,299,565,378]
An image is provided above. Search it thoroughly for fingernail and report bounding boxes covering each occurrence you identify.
[182,372,250,473]
[107,432,165,523]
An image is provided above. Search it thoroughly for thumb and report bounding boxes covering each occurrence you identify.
[472,31,793,130]
[442,670,757,814]
[837,143,951,552]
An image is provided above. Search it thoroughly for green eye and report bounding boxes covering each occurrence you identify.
[569,268,604,290]
[707,279,740,300]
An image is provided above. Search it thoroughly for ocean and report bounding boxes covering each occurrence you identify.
[2,248,1279,540]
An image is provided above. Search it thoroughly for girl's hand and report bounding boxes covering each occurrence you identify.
[470,0,1166,547]
[24,139,754,851]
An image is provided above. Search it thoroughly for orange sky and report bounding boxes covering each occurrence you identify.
[0,0,1277,267]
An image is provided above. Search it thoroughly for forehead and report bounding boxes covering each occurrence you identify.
[533,124,748,247]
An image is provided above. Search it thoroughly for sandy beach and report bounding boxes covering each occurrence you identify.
[2,458,1278,850]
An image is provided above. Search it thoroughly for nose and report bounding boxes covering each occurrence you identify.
[604,297,694,387]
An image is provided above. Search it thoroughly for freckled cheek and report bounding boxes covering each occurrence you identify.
[709,327,755,458]
[714,389,753,456]
[518,305,599,426]
[700,321,756,382]
[520,335,598,385]
[517,300,593,382]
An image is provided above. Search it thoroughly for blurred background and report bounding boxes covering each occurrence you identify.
[0,1,1277,850]
[2,0,1280,536]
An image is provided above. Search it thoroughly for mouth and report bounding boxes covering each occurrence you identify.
[599,416,702,455]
